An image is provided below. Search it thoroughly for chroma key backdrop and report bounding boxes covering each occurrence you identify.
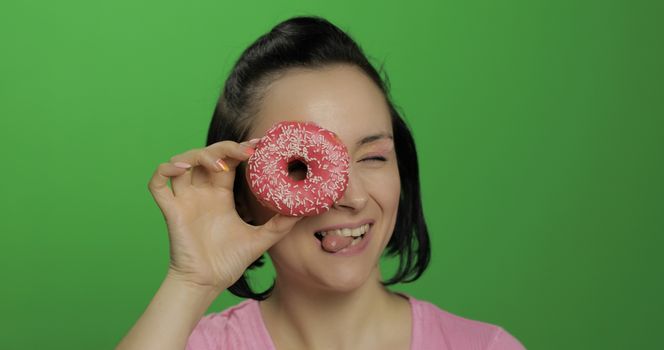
[1,1,662,349]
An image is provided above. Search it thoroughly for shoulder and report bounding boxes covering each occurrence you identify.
[186,299,269,350]
[406,294,526,350]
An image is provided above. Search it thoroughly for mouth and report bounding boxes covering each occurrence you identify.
[313,221,374,254]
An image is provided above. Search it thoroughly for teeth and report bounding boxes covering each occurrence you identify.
[324,229,340,236]
[320,224,369,238]
[351,224,368,237]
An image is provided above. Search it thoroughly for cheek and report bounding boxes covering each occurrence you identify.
[364,164,401,210]
[266,223,310,270]
[363,166,401,249]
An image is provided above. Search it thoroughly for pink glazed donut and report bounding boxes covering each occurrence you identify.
[245,121,350,216]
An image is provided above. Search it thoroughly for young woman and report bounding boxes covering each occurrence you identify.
[117,16,526,350]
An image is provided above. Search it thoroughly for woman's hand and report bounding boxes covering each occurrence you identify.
[147,139,302,291]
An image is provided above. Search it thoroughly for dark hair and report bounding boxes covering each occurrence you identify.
[206,15,430,300]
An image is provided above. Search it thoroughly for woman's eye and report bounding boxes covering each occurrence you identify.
[360,156,387,162]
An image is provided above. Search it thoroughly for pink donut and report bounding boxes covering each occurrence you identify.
[245,121,350,216]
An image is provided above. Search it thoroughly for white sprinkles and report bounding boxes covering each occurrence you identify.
[246,121,350,216]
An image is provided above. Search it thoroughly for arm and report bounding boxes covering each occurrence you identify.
[117,139,300,349]
[115,273,225,350]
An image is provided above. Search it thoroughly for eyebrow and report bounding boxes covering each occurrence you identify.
[356,133,394,147]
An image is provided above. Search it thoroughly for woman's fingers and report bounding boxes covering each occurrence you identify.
[147,162,190,215]
[169,139,259,190]
[169,149,198,192]
[195,149,241,188]
[258,213,304,242]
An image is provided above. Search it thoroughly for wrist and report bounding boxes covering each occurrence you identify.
[165,270,227,296]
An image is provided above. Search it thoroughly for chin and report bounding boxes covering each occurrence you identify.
[314,264,378,293]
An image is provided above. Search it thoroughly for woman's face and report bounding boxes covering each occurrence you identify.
[241,64,400,292]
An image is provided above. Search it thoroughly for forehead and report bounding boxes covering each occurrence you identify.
[250,64,392,148]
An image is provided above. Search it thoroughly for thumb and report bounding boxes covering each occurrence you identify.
[259,213,304,241]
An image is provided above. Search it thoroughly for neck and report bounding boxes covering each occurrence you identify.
[259,267,403,349]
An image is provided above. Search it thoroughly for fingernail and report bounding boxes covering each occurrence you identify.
[240,138,261,148]
[239,144,255,156]
[215,159,230,172]
[240,139,261,151]
[174,162,192,169]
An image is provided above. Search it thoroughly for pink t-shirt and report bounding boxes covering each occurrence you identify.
[186,293,526,350]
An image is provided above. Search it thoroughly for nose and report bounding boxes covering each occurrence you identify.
[332,169,368,212]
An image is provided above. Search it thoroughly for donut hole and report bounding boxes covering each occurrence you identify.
[287,158,308,181]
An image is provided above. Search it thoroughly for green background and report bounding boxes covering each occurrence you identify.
[2,0,662,349]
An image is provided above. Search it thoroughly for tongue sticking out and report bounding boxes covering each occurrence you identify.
[321,234,354,253]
